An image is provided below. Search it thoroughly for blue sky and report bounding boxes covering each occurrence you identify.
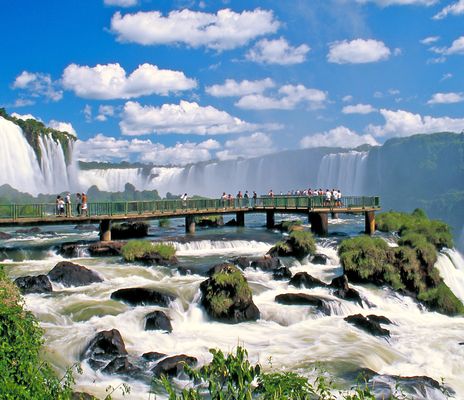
[1,0,463,165]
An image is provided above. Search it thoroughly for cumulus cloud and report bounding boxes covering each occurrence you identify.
[300,126,379,149]
[104,0,138,7]
[120,100,259,135]
[431,36,464,56]
[110,8,279,50]
[96,105,116,121]
[420,36,440,45]
[328,39,391,64]
[427,92,464,105]
[246,37,310,65]
[342,95,354,102]
[235,84,327,110]
[367,109,464,137]
[12,71,63,101]
[342,103,377,114]
[433,0,464,19]
[205,78,275,97]
[11,112,39,121]
[48,120,77,137]
[216,132,275,160]
[357,0,437,5]
[62,63,196,100]
[76,134,219,165]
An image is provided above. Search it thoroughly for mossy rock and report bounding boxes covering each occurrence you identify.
[195,215,224,227]
[111,222,149,240]
[268,231,316,260]
[418,283,464,316]
[121,240,177,265]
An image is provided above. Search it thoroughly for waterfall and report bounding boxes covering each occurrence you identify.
[78,168,151,192]
[316,151,368,195]
[435,249,464,303]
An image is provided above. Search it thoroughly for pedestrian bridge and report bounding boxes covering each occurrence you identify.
[0,196,380,240]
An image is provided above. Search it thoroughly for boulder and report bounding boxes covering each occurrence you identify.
[344,314,390,337]
[311,254,329,265]
[111,288,175,307]
[366,314,392,325]
[275,293,324,308]
[142,351,167,361]
[273,266,292,280]
[225,218,238,226]
[101,356,141,376]
[74,225,97,231]
[88,241,124,257]
[132,252,178,267]
[152,354,197,377]
[0,232,12,240]
[200,264,260,323]
[16,227,41,234]
[250,256,281,271]
[145,311,172,332]
[14,275,52,294]
[111,222,149,240]
[56,242,85,258]
[330,275,363,306]
[81,329,128,369]
[289,272,327,289]
[48,261,103,287]
[196,216,224,227]
[177,266,192,276]
[232,256,251,269]
[267,231,316,260]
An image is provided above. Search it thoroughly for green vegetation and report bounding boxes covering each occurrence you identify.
[159,218,170,228]
[339,210,462,315]
[121,240,176,262]
[0,266,75,399]
[156,346,414,399]
[270,231,316,260]
[279,220,303,232]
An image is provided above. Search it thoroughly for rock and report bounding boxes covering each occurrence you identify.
[200,264,260,323]
[177,266,192,275]
[56,241,87,258]
[344,314,390,337]
[275,293,324,308]
[0,232,12,240]
[459,342,464,345]
[142,351,167,361]
[225,218,238,226]
[145,311,172,332]
[311,254,329,265]
[330,275,363,306]
[133,252,178,267]
[74,225,97,231]
[81,329,128,369]
[289,272,327,289]
[267,231,316,260]
[152,354,197,377]
[111,288,175,307]
[48,261,103,287]
[196,216,224,227]
[16,227,41,234]
[273,266,292,280]
[101,356,141,376]
[111,222,149,240]
[250,257,281,271]
[14,275,52,294]
[71,392,98,400]
[88,241,124,257]
[232,256,251,269]
[366,314,392,325]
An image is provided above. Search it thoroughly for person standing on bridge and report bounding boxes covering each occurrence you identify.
[65,193,72,217]
[244,190,249,207]
[76,193,82,216]
[81,192,88,216]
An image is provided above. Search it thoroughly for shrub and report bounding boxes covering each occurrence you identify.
[158,218,170,228]
[121,240,176,261]
[280,220,303,232]
[288,231,316,258]
[418,282,464,316]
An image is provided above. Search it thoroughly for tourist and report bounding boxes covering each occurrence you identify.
[181,193,188,208]
[244,190,249,207]
[65,193,71,217]
[268,189,274,198]
[325,189,331,206]
[237,190,243,208]
[81,192,88,216]
[56,195,64,216]
[252,191,257,206]
[336,189,342,207]
[221,192,227,208]
[76,193,82,216]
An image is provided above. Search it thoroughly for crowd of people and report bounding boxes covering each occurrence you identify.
[56,192,88,217]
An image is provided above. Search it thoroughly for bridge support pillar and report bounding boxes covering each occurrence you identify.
[365,211,375,235]
[309,212,328,236]
[331,212,339,219]
[185,215,196,234]
[266,210,275,229]
[236,211,245,227]
[99,219,112,242]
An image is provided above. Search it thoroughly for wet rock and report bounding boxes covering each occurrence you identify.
[74,224,97,231]
[152,354,197,377]
[267,231,316,260]
[275,293,324,308]
[82,329,128,369]
[133,252,178,267]
[111,287,175,307]
[111,221,149,240]
[250,256,281,271]
[289,272,327,289]
[101,356,141,376]
[232,256,251,269]
[200,263,260,323]
[330,275,363,306]
[225,218,238,226]
[344,314,390,337]
[196,216,224,227]
[311,254,329,265]
[0,232,12,240]
[88,241,124,257]
[145,311,172,332]
[366,314,392,325]
[14,274,52,294]
[142,351,167,361]
[56,241,87,258]
[16,227,41,234]
[177,266,192,275]
[273,266,292,280]
[48,261,103,287]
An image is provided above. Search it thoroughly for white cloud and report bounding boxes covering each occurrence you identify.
[357,0,437,5]
[420,36,440,45]
[433,0,464,19]
[11,112,39,121]
[342,95,354,102]
[246,37,310,65]
[83,105,92,122]
[12,71,62,101]
[96,105,116,121]
[205,78,275,97]
[300,126,379,149]
[342,103,377,114]
[110,8,279,50]
[120,100,259,135]
[427,92,464,105]
[62,63,196,100]
[440,73,453,81]
[328,39,391,64]
[48,120,77,137]
[76,134,219,165]
[216,132,275,160]
[367,109,464,137]
[104,0,138,7]
[235,84,327,110]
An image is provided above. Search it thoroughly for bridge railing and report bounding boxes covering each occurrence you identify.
[0,196,380,221]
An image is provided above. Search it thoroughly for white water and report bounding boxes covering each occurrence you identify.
[317,151,368,195]
[78,168,151,192]
[171,239,272,256]
[0,117,77,195]
[435,249,464,302]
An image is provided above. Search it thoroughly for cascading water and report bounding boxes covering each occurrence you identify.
[316,151,368,195]
[78,168,151,192]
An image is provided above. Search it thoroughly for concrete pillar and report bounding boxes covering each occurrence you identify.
[185,215,196,234]
[266,210,275,229]
[236,211,245,227]
[309,212,328,236]
[365,211,375,235]
[331,212,339,219]
[99,219,112,242]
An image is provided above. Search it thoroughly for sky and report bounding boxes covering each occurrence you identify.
[1,0,464,165]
